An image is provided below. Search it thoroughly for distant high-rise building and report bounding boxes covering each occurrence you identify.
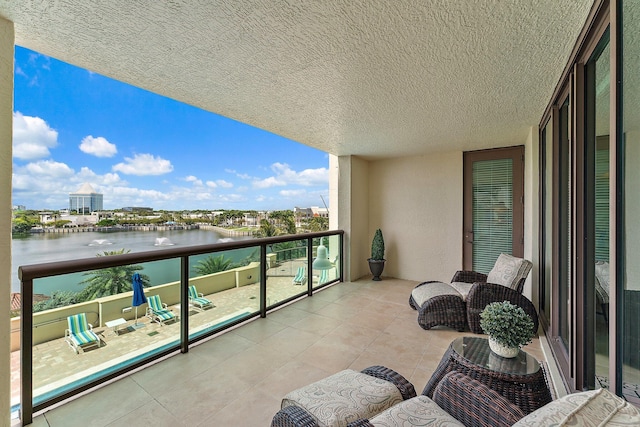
[69,183,103,214]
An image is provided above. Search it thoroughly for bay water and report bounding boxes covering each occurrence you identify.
[11,229,254,296]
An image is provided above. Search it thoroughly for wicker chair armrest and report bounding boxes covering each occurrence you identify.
[360,365,417,400]
[433,372,525,427]
[271,405,319,427]
[451,270,488,284]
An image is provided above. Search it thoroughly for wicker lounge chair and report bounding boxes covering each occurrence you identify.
[188,285,213,310]
[65,312,102,354]
[410,253,534,332]
[146,294,177,326]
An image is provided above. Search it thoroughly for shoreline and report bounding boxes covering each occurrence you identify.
[26,224,200,234]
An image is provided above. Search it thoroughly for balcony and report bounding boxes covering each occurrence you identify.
[13,230,550,425]
[20,277,548,426]
[14,232,346,424]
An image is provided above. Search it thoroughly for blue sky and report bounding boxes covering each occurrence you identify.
[12,46,329,212]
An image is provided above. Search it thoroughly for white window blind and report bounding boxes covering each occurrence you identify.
[472,158,513,274]
[595,145,609,262]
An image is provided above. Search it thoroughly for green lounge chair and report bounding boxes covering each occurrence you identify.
[188,285,213,310]
[293,266,307,285]
[146,294,177,326]
[65,312,102,354]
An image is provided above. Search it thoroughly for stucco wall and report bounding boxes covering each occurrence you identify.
[366,152,463,282]
[348,156,370,281]
[0,17,13,427]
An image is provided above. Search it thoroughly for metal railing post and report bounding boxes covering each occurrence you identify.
[19,276,33,425]
[180,256,189,353]
[260,243,267,318]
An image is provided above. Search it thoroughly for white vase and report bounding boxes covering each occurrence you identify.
[488,336,520,358]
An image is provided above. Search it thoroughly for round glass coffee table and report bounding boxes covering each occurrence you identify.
[422,337,552,414]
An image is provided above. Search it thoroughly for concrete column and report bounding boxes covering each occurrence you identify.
[524,126,540,303]
[0,16,14,427]
[331,154,370,281]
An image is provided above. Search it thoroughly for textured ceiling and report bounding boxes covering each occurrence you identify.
[0,0,594,159]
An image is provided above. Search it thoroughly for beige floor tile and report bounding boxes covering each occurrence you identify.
[320,322,381,349]
[105,400,184,427]
[266,305,311,326]
[229,317,288,344]
[153,369,253,425]
[198,388,281,426]
[256,360,334,399]
[296,340,363,373]
[258,326,323,356]
[290,313,343,336]
[313,301,363,322]
[23,279,550,426]
[41,377,153,427]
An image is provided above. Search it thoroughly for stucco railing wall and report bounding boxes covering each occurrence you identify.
[10,262,261,351]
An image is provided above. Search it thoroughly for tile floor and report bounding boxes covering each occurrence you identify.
[24,278,547,426]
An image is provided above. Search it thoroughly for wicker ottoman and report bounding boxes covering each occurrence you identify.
[409,281,467,331]
[271,366,416,427]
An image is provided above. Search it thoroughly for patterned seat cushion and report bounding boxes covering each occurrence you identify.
[486,253,532,290]
[411,282,462,307]
[513,388,640,426]
[367,395,464,426]
[281,369,404,427]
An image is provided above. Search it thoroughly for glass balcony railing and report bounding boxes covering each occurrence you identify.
[15,230,343,425]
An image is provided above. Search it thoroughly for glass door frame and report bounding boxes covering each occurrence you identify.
[538,1,613,393]
[462,146,525,271]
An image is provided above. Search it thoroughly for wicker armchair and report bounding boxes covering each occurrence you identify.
[466,282,539,334]
[347,372,526,427]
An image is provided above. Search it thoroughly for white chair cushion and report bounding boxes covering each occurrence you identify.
[486,253,532,290]
[449,282,474,301]
[411,282,462,307]
[368,395,465,426]
[513,388,640,426]
[281,369,403,427]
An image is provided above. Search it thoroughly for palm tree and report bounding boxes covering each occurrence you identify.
[193,254,232,276]
[79,248,150,300]
[254,219,279,238]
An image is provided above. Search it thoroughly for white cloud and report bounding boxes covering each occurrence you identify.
[77,167,124,186]
[79,135,117,157]
[253,176,286,189]
[24,160,74,178]
[225,168,252,180]
[12,112,59,160]
[217,194,247,203]
[185,175,203,186]
[252,163,329,189]
[216,179,233,188]
[15,65,27,78]
[112,153,173,176]
[206,179,233,189]
[279,189,307,197]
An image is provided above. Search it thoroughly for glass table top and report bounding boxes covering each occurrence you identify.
[451,336,540,375]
